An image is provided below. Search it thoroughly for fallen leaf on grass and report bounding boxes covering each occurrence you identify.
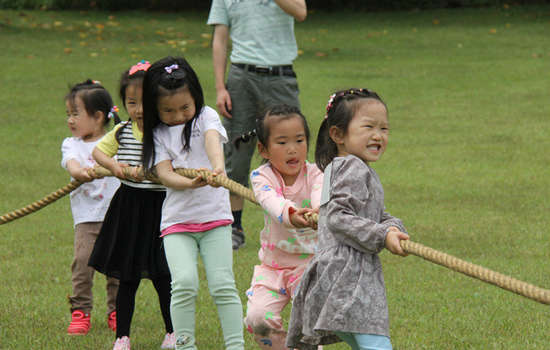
[315,52,327,57]
[432,19,441,25]
[490,28,498,34]
[63,48,73,54]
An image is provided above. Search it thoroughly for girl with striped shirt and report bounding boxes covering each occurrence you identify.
[89,61,175,350]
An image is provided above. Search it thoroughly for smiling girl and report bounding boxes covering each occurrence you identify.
[234,104,323,350]
[287,88,409,350]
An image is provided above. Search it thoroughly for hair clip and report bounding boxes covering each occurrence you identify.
[325,93,337,119]
[165,64,179,74]
[108,106,119,119]
[92,80,101,85]
[129,60,151,75]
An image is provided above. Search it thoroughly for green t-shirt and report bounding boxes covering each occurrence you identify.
[207,0,298,66]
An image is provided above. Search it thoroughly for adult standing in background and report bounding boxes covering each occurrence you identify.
[208,0,307,251]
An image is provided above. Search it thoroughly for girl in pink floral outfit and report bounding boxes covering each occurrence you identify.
[234,105,323,350]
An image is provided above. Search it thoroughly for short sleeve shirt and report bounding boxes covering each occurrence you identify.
[61,137,120,226]
[207,0,298,66]
[153,106,233,230]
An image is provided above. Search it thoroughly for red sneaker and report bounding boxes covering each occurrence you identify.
[67,310,91,335]
[107,311,117,332]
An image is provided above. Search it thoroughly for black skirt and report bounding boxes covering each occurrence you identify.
[89,183,170,281]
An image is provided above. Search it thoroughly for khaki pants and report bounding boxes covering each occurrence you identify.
[69,222,119,315]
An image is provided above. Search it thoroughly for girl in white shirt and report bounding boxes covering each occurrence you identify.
[61,79,121,335]
[141,56,245,350]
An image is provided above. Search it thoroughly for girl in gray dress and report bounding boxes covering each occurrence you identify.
[286,88,410,350]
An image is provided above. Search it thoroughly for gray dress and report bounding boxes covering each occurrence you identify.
[286,155,407,349]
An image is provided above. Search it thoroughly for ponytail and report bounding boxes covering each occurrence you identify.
[233,128,258,150]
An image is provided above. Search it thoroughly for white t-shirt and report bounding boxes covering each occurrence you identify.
[153,106,233,231]
[61,137,120,226]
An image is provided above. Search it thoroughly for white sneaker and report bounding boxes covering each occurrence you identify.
[113,336,131,350]
[161,332,176,349]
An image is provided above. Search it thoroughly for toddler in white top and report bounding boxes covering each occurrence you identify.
[61,79,120,335]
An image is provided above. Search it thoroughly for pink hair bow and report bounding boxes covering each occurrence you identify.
[165,64,179,74]
[129,60,151,75]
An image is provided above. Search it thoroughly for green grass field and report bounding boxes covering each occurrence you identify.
[1,5,549,349]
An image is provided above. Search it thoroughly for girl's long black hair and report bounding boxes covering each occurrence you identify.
[141,56,205,174]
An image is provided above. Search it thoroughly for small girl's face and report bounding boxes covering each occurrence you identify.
[258,115,308,186]
[334,101,389,164]
[65,96,102,141]
[125,82,144,131]
[157,88,196,127]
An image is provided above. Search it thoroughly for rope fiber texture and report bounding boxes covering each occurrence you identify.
[2,166,549,305]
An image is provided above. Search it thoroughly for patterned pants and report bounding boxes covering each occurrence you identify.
[244,264,306,350]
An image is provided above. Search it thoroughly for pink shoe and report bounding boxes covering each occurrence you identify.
[113,336,131,350]
[108,311,117,331]
[67,310,91,335]
[161,332,175,349]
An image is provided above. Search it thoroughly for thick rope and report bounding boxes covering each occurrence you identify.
[0,180,82,225]
[400,240,550,305]
[2,166,549,305]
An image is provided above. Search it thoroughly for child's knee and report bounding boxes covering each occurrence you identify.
[244,307,282,335]
[170,274,199,300]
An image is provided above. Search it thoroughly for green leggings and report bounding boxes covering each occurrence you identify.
[163,225,245,350]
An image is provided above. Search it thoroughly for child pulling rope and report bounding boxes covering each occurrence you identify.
[1,166,549,306]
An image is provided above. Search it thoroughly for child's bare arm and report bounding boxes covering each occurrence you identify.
[65,159,99,183]
[92,147,128,180]
[156,159,207,190]
[204,129,225,187]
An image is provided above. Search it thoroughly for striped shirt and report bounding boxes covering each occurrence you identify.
[96,121,164,191]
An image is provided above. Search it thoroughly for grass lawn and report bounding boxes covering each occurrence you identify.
[1,5,549,349]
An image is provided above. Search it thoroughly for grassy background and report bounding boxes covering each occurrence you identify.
[1,5,549,349]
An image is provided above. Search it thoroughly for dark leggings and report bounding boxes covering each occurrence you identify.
[116,274,173,338]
